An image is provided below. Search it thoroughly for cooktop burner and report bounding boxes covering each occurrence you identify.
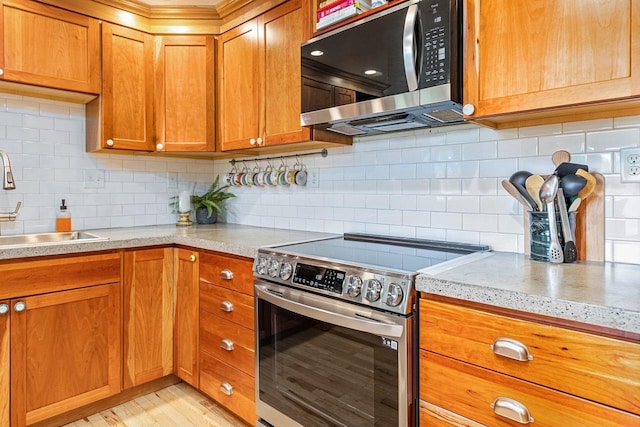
[254,233,490,315]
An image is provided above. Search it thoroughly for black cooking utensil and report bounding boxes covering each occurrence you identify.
[559,174,587,198]
[509,170,533,187]
[554,162,589,178]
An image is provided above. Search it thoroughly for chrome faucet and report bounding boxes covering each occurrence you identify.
[0,150,16,190]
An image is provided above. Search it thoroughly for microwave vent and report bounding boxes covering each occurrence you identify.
[327,123,368,136]
[422,109,463,123]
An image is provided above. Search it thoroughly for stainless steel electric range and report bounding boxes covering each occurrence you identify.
[253,233,489,427]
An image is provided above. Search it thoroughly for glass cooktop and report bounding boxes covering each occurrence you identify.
[271,233,490,274]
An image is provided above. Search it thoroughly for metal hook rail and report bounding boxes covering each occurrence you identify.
[228,149,328,167]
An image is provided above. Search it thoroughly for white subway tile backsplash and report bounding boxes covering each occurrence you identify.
[538,133,585,155]
[586,128,640,152]
[461,141,497,160]
[497,137,538,158]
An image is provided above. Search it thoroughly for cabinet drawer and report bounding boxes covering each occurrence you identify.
[420,299,640,415]
[419,400,484,427]
[200,353,256,425]
[200,314,254,377]
[421,351,640,427]
[200,281,254,330]
[0,252,121,299]
[200,252,254,295]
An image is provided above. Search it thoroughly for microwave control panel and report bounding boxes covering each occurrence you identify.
[421,0,454,86]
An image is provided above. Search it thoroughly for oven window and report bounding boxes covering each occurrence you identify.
[257,299,399,427]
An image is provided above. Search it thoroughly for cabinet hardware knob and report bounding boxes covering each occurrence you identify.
[220,269,234,280]
[13,301,26,312]
[219,382,233,396]
[0,303,8,315]
[106,139,114,147]
[462,103,476,116]
[0,69,4,76]
[256,137,263,146]
[189,254,197,262]
[219,300,234,312]
[490,337,533,361]
[491,397,534,424]
[156,143,164,150]
[220,338,235,351]
[249,138,256,145]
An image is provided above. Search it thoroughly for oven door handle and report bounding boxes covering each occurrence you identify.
[255,284,404,338]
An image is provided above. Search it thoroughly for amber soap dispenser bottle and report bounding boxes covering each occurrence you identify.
[56,199,72,232]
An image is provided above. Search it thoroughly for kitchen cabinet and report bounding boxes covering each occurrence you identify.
[199,251,256,425]
[123,248,174,389]
[86,23,155,152]
[218,0,349,152]
[174,248,200,388]
[0,253,121,427]
[419,297,640,426]
[154,35,216,153]
[0,0,101,95]
[463,0,640,128]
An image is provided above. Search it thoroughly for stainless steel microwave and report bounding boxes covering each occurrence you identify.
[301,0,463,136]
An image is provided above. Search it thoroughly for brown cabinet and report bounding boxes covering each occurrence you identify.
[123,248,174,389]
[199,251,256,425]
[0,0,101,94]
[219,0,347,152]
[86,23,155,152]
[174,248,199,387]
[419,298,640,426]
[463,0,640,128]
[154,35,216,153]
[0,253,122,427]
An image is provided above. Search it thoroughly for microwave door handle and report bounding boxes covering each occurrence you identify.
[402,4,419,91]
[255,284,404,338]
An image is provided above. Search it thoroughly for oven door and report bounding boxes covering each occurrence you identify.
[255,281,414,427]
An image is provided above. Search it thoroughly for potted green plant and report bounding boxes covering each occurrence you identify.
[190,177,235,224]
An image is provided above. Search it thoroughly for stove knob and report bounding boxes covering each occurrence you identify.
[255,257,268,275]
[385,283,404,307]
[365,279,382,302]
[279,261,293,280]
[267,259,280,278]
[346,276,363,297]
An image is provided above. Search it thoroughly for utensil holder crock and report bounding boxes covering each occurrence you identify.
[528,211,576,262]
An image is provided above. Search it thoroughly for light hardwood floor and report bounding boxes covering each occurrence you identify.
[63,383,248,427]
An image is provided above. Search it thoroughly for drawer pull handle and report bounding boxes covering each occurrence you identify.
[490,338,533,361]
[0,303,8,315]
[491,397,534,424]
[220,300,234,312]
[220,269,234,280]
[220,338,235,351]
[220,382,233,396]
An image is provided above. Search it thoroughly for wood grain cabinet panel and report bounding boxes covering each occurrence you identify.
[174,248,199,388]
[0,300,8,427]
[0,0,100,94]
[200,314,254,377]
[199,252,254,296]
[123,248,174,389]
[154,35,215,153]
[11,284,121,426]
[420,299,640,415]
[464,0,640,127]
[200,281,254,330]
[86,22,155,152]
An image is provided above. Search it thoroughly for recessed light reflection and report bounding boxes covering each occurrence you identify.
[310,50,324,56]
[364,69,378,75]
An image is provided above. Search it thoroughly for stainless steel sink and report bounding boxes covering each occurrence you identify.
[0,231,108,248]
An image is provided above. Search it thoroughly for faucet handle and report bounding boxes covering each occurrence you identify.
[14,201,21,213]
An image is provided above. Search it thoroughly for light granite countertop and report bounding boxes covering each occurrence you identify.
[416,251,640,336]
[0,224,336,261]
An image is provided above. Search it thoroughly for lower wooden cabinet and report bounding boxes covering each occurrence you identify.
[174,248,200,388]
[123,248,174,389]
[419,297,640,426]
[0,299,9,427]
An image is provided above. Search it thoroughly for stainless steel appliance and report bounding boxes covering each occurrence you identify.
[254,234,488,426]
[301,0,462,136]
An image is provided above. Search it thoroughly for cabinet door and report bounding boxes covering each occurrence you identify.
[10,284,121,426]
[0,0,100,94]
[123,248,174,389]
[155,35,215,152]
[174,248,199,387]
[464,0,640,120]
[94,22,154,151]
[218,19,260,151]
[0,300,8,427]
[260,0,311,146]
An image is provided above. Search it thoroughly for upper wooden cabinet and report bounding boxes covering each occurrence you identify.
[0,0,101,94]
[86,23,155,152]
[463,0,640,127]
[218,0,347,152]
[155,35,216,153]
